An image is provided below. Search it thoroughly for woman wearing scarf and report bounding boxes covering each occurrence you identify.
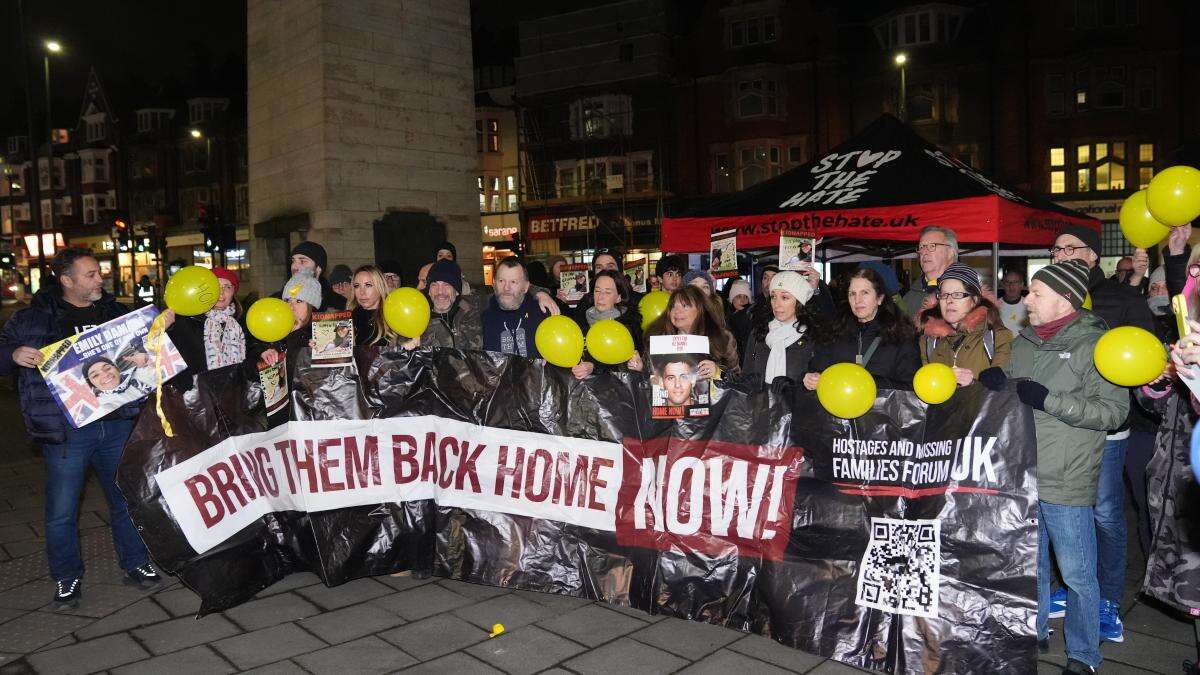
[569,270,643,378]
[165,267,247,388]
[740,271,815,384]
[918,262,1014,385]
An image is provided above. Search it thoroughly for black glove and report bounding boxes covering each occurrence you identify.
[770,376,795,397]
[1016,380,1049,411]
[979,367,1007,391]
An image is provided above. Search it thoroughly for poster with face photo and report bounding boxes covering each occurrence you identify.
[649,334,713,419]
[779,232,817,271]
[258,354,289,416]
[709,228,739,279]
[623,257,647,293]
[37,305,187,428]
[311,311,354,368]
[559,263,590,304]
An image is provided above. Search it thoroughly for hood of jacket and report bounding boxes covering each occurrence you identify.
[921,305,989,338]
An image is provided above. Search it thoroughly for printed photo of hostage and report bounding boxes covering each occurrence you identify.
[649,334,713,419]
[310,311,354,368]
[81,342,156,401]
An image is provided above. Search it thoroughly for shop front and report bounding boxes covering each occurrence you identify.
[523,202,664,274]
[481,213,520,286]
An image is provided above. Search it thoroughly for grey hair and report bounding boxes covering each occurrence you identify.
[919,225,959,254]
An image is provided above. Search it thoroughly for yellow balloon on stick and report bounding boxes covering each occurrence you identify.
[382,288,431,338]
[638,290,670,330]
[246,297,294,343]
[1118,190,1171,249]
[913,363,956,405]
[1093,326,1167,387]
[535,316,584,367]
[1146,165,1200,227]
[164,266,219,316]
[815,362,877,419]
[586,319,635,365]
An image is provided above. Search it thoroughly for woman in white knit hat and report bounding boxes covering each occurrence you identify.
[740,271,816,384]
[254,271,323,369]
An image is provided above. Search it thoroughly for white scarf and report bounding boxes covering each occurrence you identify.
[764,319,804,383]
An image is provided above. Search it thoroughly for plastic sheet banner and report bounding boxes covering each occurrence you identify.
[118,348,1038,674]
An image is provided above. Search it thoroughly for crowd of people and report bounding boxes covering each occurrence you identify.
[3,222,1199,675]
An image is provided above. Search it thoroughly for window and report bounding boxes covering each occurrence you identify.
[1046,74,1066,116]
[1096,82,1124,109]
[568,95,633,140]
[1139,143,1154,162]
[728,16,778,48]
[479,193,487,212]
[477,175,484,192]
[1057,140,1150,193]
[788,146,803,164]
[487,119,500,152]
[1077,168,1091,191]
[737,79,779,119]
[6,136,28,155]
[490,194,500,212]
[1075,89,1088,109]
[1139,167,1154,189]
[507,194,518,211]
[1076,144,1090,164]
[725,143,782,191]
[1050,147,1065,167]
[506,175,515,191]
[907,85,936,122]
[490,176,501,192]
[557,168,576,197]
[183,143,210,173]
[94,156,108,182]
[83,195,96,224]
[731,20,746,47]
[188,99,227,124]
[476,120,483,153]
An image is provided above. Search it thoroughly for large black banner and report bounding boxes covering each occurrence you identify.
[117,347,1037,673]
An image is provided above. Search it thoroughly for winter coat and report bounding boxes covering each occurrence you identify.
[1141,390,1200,614]
[809,318,922,390]
[166,310,249,390]
[919,305,1014,377]
[902,276,938,318]
[0,289,139,443]
[482,293,548,359]
[1002,313,1129,506]
[740,324,813,384]
[572,303,643,372]
[421,295,483,351]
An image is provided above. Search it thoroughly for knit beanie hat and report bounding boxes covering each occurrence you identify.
[426,259,463,295]
[329,264,353,286]
[683,269,715,290]
[290,241,328,274]
[938,262,982,296]
[727,279,751,302]
[1150,266,1166,287]
[768,270,815,306]
[1032,259,1091,309]
[283,271,322,309]
[1056,225,1101,259]
[436,241,457,261]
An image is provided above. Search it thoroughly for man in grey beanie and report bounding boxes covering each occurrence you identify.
[980,258,1127,674]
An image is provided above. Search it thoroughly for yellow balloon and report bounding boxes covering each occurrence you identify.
[639,290,670,330]
[815,362,877,419]
[1082,293,1092,310]
[164,266,219,316]
[1119,190,1171,249]
[246,297,294,343]
[586,319,635,365]
[913,363,956,405]
[1094,326,1167,387]
[535,315,584,367]
[382,288,431,338]
[1146,165,1200,227]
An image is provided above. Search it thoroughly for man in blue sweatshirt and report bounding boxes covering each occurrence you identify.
[482,256,548,359]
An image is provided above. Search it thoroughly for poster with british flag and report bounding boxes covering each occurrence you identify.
[37,305,187,428]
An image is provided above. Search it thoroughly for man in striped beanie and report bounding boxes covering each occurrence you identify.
[979,258,1127,674]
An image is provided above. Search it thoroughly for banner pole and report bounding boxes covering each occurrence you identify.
[992,242,1000,289]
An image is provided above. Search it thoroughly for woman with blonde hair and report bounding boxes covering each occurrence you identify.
[347,264,395,346]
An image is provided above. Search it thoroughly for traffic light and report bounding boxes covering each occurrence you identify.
[113,217,132,251]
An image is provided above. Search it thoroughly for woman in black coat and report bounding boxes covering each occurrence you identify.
[570,270,643,378]
[804,266,920,391]
[741,271,816,384]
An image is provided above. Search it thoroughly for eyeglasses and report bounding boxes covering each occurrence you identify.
[1049,245,1084,255]
[917,243,953,253]
[937,291,972,300]
[1189,263,1200,278]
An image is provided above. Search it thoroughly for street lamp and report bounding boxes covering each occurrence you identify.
[38,38,63,279]
[44,40,61,54]
[189,128,202,139]
[894,52,908,122]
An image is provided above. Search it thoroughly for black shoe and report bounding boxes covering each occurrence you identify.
[53,578,81,609]
[1062,659,1095,674]
[124,563,162,589]
[1038,638,1049,655]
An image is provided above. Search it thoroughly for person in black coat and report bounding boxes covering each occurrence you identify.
[165,267,247,390]
[805,266,921,391]
[741,271,816,384]
[570,270,643,378]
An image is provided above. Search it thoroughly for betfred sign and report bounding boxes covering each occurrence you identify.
[527,214,599,239]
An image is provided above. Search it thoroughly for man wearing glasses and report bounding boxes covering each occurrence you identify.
[902,226,959,317]
[1045,224,1155,645]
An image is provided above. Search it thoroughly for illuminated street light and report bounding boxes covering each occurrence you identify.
[190,129,202,139]
[894,52,907,66]
[44,40,62,53]
[894,53,908,121]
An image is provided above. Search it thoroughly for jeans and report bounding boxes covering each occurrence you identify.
[1038,501,1101,669]
[1125,430,1156,556]
[1095,437,1128,603]
[42,419,147,581]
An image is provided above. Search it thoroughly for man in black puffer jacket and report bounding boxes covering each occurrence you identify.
[0,248,162,609]
[1046,225,1155,643]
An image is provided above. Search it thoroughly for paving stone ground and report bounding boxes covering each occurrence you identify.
[0,344,1191,674]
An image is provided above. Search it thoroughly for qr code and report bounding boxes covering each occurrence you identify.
[855,517,941,618]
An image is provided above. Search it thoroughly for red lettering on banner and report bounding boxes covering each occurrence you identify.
[392,435,418,483]
[274,441,295,494]
[236,451,266,498]
[615,438,803,561]
[420,433,438,484]
[229,453,258,501]
[455,442,484,493]
[345,436,380,489]
[525,449,552,502]
[318,438,344,491]
[208,461,247,512]
[185,475,224,528]
[438,437,457,489]
[495,445,525,497]
[255,447,279,497]
[588,458,613,512]
[553,453,589,508]
[290,440,318,493]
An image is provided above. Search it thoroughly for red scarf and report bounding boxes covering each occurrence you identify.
[1034,311,1078,341]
